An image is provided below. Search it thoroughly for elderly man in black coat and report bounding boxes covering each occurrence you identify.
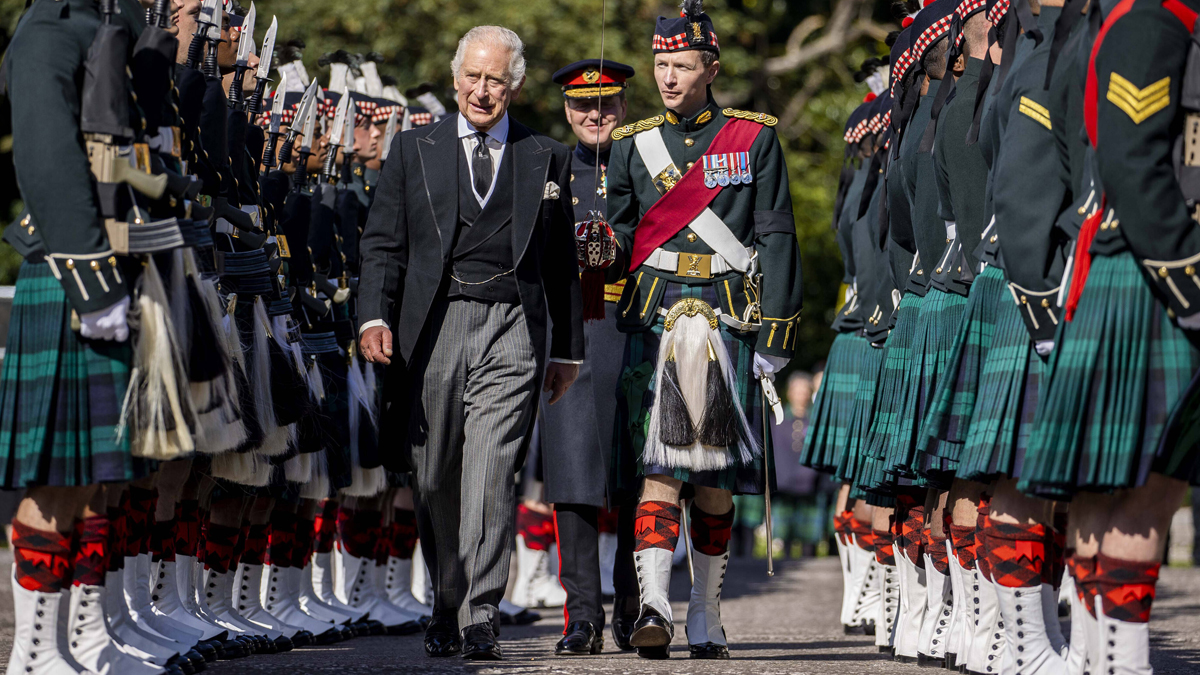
[358,25,585,661]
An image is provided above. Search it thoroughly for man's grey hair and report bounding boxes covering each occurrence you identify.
[451,26,527,85]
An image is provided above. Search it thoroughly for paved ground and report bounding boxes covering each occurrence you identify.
[0,550,1197,674]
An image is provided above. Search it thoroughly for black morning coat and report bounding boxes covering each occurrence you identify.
[358,112,586,469]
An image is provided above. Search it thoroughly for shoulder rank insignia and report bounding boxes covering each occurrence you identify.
[722,108,779,127]
[1107,73,1171,124]
[1018,96,1052,130]
[612,115,666,141]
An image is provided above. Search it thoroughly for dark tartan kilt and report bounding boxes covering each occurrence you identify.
[0,261,146,488]
[917,266,1005,465]
[304,350,352,496]
[1019,252,1200,499]
[864,293,922,472]
[956,291,1041,483]
[800,331,869,473]
[886,290,968,485]
[610,282,767,499]
[834,344,885,486]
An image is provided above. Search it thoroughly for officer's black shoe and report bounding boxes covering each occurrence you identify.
[314,627,342,645]
[365,619,387,635]
[460,623,502,661]
[293,630,315,647]
[945,652,958,670]
[215,640,244,659]
[610,596,638,651]
[688,642,730,660]
[555,621,603,655]
[635,645,670,660]
[843,623,866,635]
[424,616,461,657]
[257,635,278,654]
[273,635,295,652]
[895,652,919,664]
[629,607,673,651]
[168,655,194,675]
[185,650,207,672]
[193,641,218,662]
[385,619,423,636]
[349,620,372,636]
[340,626,357,641]
[417,615,433,630]
[918,652,945,668]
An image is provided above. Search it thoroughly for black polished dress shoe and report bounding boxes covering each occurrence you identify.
[629,607,673,651]
[193,642,218,662]
[460,623,502,661]
[313,627,343,645]
[273,635,295,652]
[689,642,730,660]
[424,616,461,657]
[555,621,603,656]
[918,652,945,668]
[610,596,638,651]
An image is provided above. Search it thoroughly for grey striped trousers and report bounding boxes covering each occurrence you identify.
[407,298,539,628]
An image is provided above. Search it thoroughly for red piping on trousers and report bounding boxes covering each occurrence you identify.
[553,511,568,634]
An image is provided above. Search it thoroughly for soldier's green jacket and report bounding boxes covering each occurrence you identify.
[1092,0,1200,318]
[607,98,803,358]
[885,86,928,291]
[831,162,869,332]
[934,58,992,276]
[3,0,146,314]
[890,80,941,291]
[993,7,1078,331]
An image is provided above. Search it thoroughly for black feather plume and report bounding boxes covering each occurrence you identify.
[681,0,705,19]
[380,74,398,87]
[280,39,305,64]
[886,30,901,47]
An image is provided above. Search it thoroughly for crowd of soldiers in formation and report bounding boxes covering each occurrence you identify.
[805,0,1200,674]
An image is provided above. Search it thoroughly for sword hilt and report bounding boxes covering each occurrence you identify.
[228,65,248,109]
[321,145,340,184]
[278,131,297,165]
[262,131,282,169]
[246,78,270,116]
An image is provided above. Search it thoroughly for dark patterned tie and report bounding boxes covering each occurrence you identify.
[472,131,493,197]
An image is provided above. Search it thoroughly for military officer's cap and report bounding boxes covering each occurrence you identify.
[370,98,404,125]
[909,0,958,66]
[552,59,635,99]
[255,91,306,127]
[654,0,719,54]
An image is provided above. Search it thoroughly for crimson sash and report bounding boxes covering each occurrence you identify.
[630,118,764,271]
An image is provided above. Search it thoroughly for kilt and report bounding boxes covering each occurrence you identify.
[955,291,1041,482]
[610,282,767,499]
[0,262,143,488]
[1019,252,1200,498]
[917,266,1005,465]
[800,331,869,473]
[834,344,885,486]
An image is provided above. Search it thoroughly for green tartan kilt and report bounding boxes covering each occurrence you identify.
[917,266,1005,465]
[800,331,869,473]
[1019,252,1200,498]
[610,282,767,499]
[886,290,968,484]
[0,261,143,488]
[956,289,1041,483]
[834,344,885,486]
[864,293,922,469]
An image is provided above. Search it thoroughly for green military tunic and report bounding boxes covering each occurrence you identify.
[606,98,802,496]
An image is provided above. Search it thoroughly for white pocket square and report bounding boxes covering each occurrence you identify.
[543,181,561,200]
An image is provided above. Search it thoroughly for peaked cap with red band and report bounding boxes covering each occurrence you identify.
[552,59,636,99]
[654,0,720,54]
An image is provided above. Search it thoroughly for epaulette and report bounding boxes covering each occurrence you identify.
[611,115,666,141]
[722,108,779,127]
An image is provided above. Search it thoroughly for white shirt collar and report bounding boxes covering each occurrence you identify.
[457,112,510,144]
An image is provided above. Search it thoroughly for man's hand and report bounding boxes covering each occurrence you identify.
[542,362,580,405]
[360,325,393,365]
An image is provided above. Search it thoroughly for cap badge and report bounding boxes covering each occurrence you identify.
[582,69,601,84]
[692,22,703,40]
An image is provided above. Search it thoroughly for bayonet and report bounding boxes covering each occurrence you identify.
[228,3,256,108]
[279,79,318,165]
[246,17,277,114]
[381,107,398,161]
[321,91,350,184]
[261,74,288,168]
[186,0,219,71]
[340,101,356,182]
[293,96,320,191]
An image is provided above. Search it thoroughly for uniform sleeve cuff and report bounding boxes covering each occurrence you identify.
[358,319,387,335]
[1141,252,1200,322]
[45,252,130,315]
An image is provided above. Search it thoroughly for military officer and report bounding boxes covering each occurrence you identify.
[605,0,803,660]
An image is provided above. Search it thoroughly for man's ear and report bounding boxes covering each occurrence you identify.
[706,60,721,85]
[511,77,526,101]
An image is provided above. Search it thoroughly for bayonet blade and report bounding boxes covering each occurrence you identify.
[200,0,221,40]
[292,80,320,140]
[329,90,351,149]
[299,99,318,152]
[255,17,278,80]
[342,102,355,148]
[381,108,398,161]
[236,3,256,67]
[269,73,287,134]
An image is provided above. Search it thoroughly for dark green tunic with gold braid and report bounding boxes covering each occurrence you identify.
[606,98,802,496]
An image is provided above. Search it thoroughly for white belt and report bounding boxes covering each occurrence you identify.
[643,246,754,277]
[656,303,760,332]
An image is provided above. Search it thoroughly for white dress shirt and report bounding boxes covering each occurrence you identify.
[458,113,509,206]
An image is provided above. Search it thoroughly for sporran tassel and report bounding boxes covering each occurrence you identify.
[658,358,696,446]
[342,353,386,497]
[299,450,330,500]
[251,297,290,456]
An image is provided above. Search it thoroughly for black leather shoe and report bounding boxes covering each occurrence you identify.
[424,616,461,657]
[629,607,673,650]
[689,642,730,659]
[610,596,638,651]
[314,627,343,645]
[193,642,218,662]
[635,645,670,659]
[460,623,502,660]
[918,652,945,668]
[843,623,866,635]
[273,635,295,652]
[863,621,876,636]
[555,621,603,656]
[291,630,312,648]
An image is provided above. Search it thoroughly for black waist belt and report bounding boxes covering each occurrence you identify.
[107,217,186,254]
[216,249,274,296]
[180,218,214,249]
[300,331,340,355]
[267,289,294,317]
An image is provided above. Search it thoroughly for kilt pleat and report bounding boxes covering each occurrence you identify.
[864,293,922,470]
[611,283,766,497]
[888,290,968,481]
[918,266,1005,464]
[801,331,869,473]
[1019,253,1200,498]
[956,292,1039,482]
[0,262,139,488]
[835,344,885,486]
